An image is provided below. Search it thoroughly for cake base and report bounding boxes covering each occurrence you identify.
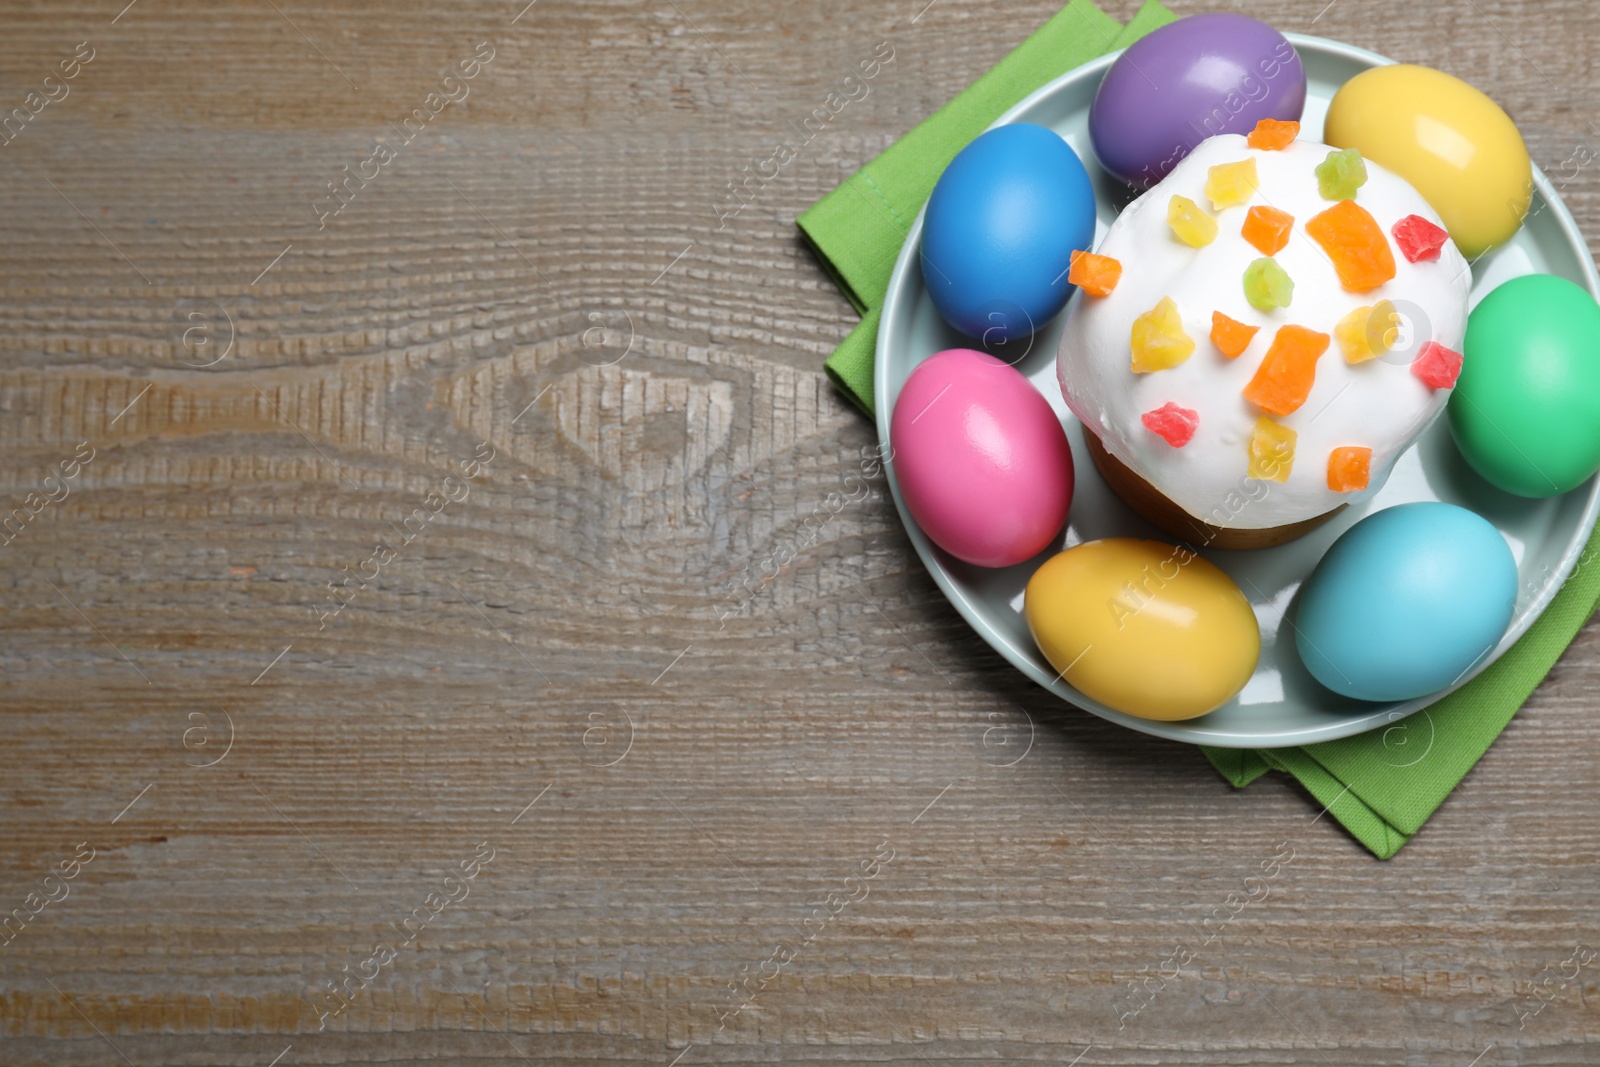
[1083,432,1345,551]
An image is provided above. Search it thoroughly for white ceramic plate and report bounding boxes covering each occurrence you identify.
[875,33,1600,748]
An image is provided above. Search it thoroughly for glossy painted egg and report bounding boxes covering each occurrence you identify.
[1089,13,1305,189]
[891,348,1072,568]
[1295,503,1516,702]
[920,123,1096,345]
[1024,538,1260,721]
[1450,274,1600,497]
[1324,65,1532,259]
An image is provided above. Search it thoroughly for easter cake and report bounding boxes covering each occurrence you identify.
[1056,126,1471,550]
[883,10,1600,726]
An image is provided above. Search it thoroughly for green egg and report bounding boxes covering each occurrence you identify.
[1449,274,1600,498]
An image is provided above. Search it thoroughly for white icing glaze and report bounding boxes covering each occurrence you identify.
[1057,134,1470,530]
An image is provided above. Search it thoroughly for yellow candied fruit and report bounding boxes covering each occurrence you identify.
[1167,195,1218,247]
[1334,300,1401,364]
[1205,158,1259,211]
[1130,296,1195,374]
[1247,417,1296,482]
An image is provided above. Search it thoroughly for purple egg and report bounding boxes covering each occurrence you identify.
[1089,13,1306,189]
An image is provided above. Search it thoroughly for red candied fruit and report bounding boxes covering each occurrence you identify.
[1142,402,1200,448]
[1392,214,1450,263]
[1247,118,1300,151]
[1412,341,1464,389]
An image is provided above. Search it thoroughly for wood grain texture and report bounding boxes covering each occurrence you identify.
[1,0,1599,1064]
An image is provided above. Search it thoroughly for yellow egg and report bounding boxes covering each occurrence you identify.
[1023,539,1259,721]
[1324,65,1532,259]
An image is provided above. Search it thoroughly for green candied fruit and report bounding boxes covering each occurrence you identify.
[1243,257,1294,311]
[1315,147,1368,201]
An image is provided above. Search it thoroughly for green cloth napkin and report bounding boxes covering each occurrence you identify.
[797,0,1600,859]
[798,0,1177,415]
[1204,552,1600,857]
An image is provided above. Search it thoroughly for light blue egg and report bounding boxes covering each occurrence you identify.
[920,122,1097,345]
[1295,503,1517,702]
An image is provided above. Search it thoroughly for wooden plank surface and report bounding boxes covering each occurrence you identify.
[1,0,1598,1063]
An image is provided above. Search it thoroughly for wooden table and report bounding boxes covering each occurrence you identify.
[2,1,1597,1063]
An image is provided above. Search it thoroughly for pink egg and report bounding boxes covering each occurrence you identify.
[890,349,1073,567]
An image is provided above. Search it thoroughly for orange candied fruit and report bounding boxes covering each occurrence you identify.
[1241,205,1295,257]
[1068,249,1122,297]
[1327,446,1372,492]
[1305,199,1397,293]
[1247,118,1300,151]
[1209,311,1260,359]
[1242,324,1332,417]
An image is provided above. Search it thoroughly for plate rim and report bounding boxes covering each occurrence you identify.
[873,32,1600,749]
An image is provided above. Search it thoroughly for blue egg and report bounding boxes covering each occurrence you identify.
[920,122,1096,345]
[1295,503,1517,702]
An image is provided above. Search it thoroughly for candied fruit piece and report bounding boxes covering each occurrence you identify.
[1247,417,1296,483]
[1334,301,1400,364]
[1142,402,1200,448]
[1130,296,1195,373]
[1247,118,1300,151]
[1327,446,1372,492]
[1242,324,1331,416]
[1167,195,1218,247]
[1305,200,1396,293]
[1315,147,1368,201]
[1205,158,1259,210]
[1243,257,1294,311]
[1392,214,1450,263]
[1412,341,1463,389]
[1241,205,1294,256]
[1210,311,1260,359]
[1068,249,1122,297]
